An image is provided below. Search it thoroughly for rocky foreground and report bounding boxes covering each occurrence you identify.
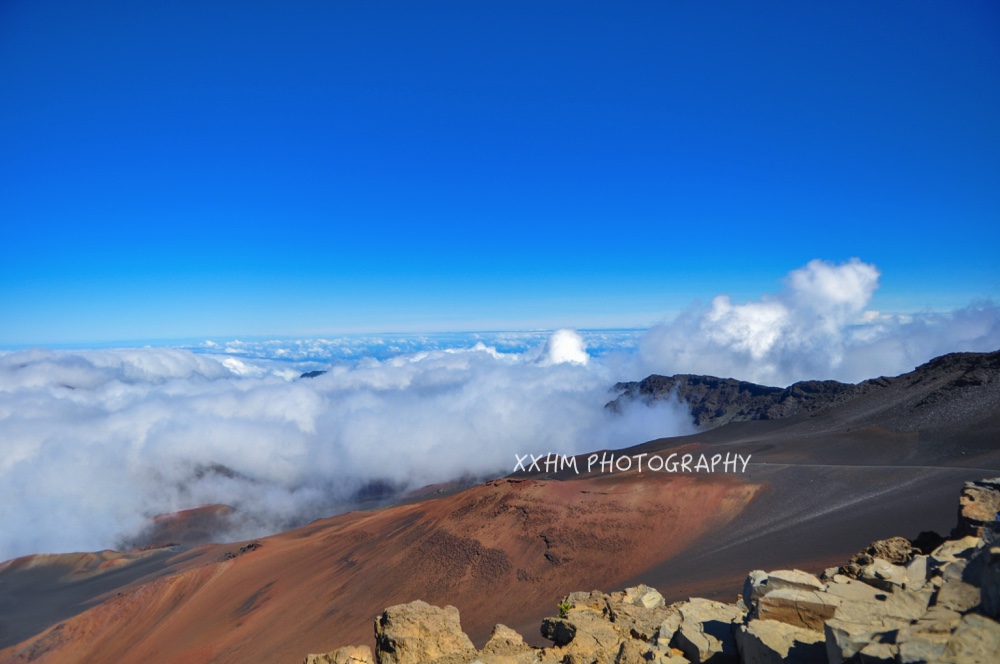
[307,478,1000,664]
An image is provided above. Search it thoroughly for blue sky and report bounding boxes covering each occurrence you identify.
[1,1,998,345]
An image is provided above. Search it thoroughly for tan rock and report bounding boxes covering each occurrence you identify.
[830,584,932,628]
[756,588,840,631]
[374,600,475,664]
[671,598,742,663]
[856,641,897,663]
[823,618,892,664]
[858,558,908,592]
[954,478,1000,538]
[939,613,1000,663]
[823,576,884,603]
[980,545,1000,619]
[742,570,769,610]
[764,569,825,594]
[935,556,982,613]
[479,624,539,664]
[735,618,825,664]
[602,586,674,642]
[621,584,665,609]
[303,645,374,664]
[542,611,625,664]
[896,607,962,664]
[903,554,929,590]
[930,536,982,567]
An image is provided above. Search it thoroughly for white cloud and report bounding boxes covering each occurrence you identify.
[637,259,999,386]
[0,334,691,561]
[538,329,590,366]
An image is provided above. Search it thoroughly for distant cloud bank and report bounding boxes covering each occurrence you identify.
[1,259,997,561]
[638,258,1000,386]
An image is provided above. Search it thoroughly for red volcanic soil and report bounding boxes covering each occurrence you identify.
[0,473,758,664]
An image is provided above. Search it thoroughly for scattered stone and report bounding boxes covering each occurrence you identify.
[220,540,261,561]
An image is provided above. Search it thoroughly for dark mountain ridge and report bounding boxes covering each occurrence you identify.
[607,349,1000,430]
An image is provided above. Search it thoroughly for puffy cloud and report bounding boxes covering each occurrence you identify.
[0,334,691,561]
[539,329,590,366]
[638,259,999,386]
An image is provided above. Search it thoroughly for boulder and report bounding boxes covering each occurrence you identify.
[756,588,840,631]
[841,536,917,578]
[834,585,933,626]
[903,554,929,590]
[670,598,743,663]
[742,570,769,610]
[764,570,825,594]
[541,611,624,664]
[374,600,475,664]
[607,590,674,642]
[934,560,982,613]
[540,618,577,647]
[479,624,538,664]
[930,536,983,570]
[980,545,1000,619]
[855,641,897,663]
[823,618,892,664]
[561,590,612,616]
[735,618,825,664]
[620,584,665,609]
[938,613,1000,663]
[895,606,962,664]
[954,478,1000,538]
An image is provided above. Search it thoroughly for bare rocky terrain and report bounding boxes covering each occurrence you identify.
[309,479,1000,663]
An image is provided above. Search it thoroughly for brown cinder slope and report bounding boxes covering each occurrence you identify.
[0,473,758,663]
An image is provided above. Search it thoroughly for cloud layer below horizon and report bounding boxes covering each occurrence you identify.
[1,259,998,562]
[0,334,691,561]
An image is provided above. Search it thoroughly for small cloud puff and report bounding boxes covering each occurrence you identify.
[539,329,590,366]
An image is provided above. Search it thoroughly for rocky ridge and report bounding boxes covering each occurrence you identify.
[308,478,1000,664]
[606,350,1000,430]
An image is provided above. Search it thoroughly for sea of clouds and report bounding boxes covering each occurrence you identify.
[1,258,998,561]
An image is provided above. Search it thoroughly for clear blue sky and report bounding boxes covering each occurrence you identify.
[1,1,998,345]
